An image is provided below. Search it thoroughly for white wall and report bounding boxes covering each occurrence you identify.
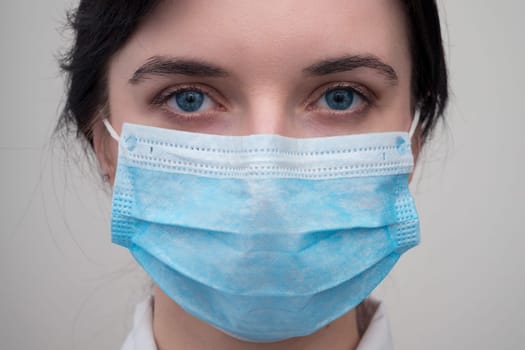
[1,1,523,349]
[377,1,525,348]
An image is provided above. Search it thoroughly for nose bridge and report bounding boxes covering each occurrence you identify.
[242,88,293,136]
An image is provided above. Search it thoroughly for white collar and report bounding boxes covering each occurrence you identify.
[120,296,157,350]
[356,300,394,350]
[121,297,393,350]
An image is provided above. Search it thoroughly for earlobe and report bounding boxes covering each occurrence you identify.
[411,129,422,163]
[409,128,422,183]
[92,118,118,185]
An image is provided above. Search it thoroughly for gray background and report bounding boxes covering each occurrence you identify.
[1,0,524,349]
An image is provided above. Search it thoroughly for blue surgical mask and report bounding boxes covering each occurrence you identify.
[104,119,420,342]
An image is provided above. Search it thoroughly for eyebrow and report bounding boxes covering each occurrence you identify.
[303,55,398,83]
[129,56,229,84]
[130,54,398,84]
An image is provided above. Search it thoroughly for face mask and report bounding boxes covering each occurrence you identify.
[104,118,420,342]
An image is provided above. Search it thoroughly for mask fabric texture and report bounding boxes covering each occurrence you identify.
[109,122,420,342]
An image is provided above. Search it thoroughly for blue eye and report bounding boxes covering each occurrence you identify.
[169,90,206,112]
[323,88,357,110]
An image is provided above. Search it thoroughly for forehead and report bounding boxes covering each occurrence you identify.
[115,0,410,79]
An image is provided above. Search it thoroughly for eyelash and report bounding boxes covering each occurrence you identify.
[306,82,374,114]
[151,84,224,119]
[150,82,375,118]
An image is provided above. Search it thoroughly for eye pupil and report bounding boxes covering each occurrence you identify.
[325,89,354,110]
[334,92,345,103]
[175,91,204,112]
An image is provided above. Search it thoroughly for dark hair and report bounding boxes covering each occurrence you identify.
[400,0,448,141]
[59,0,448,146]
[58,0,161,143]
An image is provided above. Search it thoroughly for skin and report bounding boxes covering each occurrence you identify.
[92,0,416,349]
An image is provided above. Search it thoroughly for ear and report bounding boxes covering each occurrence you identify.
[92,118,118,185]
[409,126,422,183]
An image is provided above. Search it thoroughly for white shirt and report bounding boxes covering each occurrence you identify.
[121,297,393,350]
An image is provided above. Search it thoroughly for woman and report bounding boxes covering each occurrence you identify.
[59,1,448,349]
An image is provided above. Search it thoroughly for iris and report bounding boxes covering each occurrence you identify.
[324,89,355,110]
[174,90,205,112]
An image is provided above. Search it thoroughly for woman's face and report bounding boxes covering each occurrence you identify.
[96,0,413,177]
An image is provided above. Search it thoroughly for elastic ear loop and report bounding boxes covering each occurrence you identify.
[103,119,120,142]
[408,110,420,139]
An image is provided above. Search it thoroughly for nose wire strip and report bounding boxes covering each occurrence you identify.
[103,114,419,144]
